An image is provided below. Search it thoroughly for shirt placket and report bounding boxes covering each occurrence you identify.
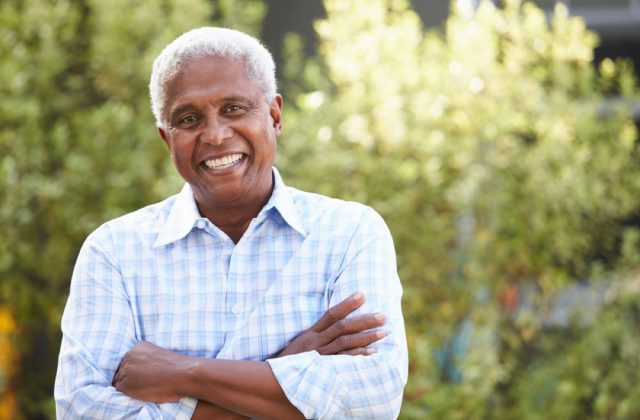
[225,229,260,359]
[223,216,270,358]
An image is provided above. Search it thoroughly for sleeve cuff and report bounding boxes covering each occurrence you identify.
[267,351,352,419]
[156,396,198,419]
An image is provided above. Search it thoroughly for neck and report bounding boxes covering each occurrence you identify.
[196,189,273,244]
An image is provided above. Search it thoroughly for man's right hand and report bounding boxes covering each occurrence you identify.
[278,292,387,357]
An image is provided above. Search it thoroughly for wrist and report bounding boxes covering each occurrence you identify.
[172,353,201,399]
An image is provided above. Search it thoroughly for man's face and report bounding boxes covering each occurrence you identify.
[159,55,282,211]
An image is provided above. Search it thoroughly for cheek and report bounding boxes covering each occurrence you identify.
[257,141,276,164]
[169,138,191,159]
[259,131,277,157]
[168,143,194,172]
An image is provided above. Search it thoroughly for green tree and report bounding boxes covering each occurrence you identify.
[277,0,640,417]
[0,0,265,417]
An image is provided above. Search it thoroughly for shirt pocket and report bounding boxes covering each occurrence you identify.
[239,279,329,360]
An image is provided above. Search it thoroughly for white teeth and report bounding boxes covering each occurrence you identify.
[204,153,243,169]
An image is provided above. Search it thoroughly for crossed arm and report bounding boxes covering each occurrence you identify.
[112,293,387,419]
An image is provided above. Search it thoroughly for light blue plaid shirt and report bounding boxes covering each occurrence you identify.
[55,168,408,419]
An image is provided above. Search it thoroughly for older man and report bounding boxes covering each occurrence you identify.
[55,27,407,419]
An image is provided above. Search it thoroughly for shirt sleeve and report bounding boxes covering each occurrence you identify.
[54,227,198,419]
[267,206,409,419]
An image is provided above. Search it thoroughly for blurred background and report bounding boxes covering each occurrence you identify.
[1,0,640,418]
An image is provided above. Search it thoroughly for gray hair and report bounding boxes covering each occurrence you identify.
[149,27,277,128]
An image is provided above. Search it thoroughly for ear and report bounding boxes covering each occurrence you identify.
[158,127,171,149]
[269,94,283,135]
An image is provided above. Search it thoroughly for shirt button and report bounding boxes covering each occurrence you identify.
[196,220,206,229]
[231,303,242,314]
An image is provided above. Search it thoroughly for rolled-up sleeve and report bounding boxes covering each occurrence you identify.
[268,207,408,419]
[54,227,197,419]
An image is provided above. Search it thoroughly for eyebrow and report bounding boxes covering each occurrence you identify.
[222,96,260,108]
[168,104,195,123]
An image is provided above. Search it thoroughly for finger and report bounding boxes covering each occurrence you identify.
[311,292,365,332]
[321,312,386,343]
[339,347,378,356]
[319,329,388,355]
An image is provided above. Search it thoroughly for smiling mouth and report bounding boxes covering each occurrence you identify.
[203,153,244,170]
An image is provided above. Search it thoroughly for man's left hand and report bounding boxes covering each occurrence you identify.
[278,292,387,357]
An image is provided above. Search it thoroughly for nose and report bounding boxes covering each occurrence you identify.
[200,115,233,146]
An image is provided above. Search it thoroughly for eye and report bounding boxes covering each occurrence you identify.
[223,104,243,114]
[177,114,199,127]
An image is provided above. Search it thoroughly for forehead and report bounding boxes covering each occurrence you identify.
[165,55,263,110]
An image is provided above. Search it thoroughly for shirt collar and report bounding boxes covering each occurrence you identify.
[153,167,306,248]
[261,167,306,237]
[153,183,202,248]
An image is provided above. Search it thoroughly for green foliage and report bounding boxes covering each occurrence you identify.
[503,284,640,420]
[0,0,265,417]
[277,0,640,417]
[2,0,640,417]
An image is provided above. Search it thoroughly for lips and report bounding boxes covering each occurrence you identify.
[203,153,244,170]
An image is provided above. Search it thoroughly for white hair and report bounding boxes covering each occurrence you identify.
[149,27,277,127]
